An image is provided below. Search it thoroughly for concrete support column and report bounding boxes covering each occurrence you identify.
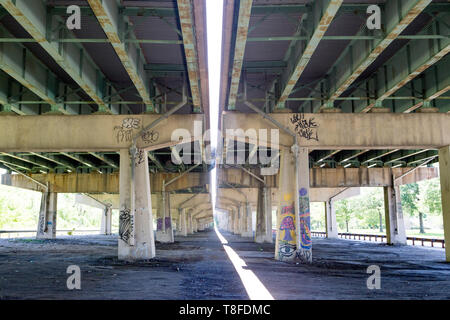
[264,188,272,242]
[179,208,188,236]
[241,203,253,237]
[233,207,239,234]
[227,211,233,232]
[186,210,193,234]
[37,192,57,239]
[275,147,297,261]
[439,146,450,261]
[118,149,155,260]
[325,200,338,239]
[156,191,174,243]
[255,187,272,243]
[295,146,312,263]
[193,219,198,233]
[383,184,407,245]
[101,206,112,235]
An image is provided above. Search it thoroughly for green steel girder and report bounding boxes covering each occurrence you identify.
[357,18,450,113]
[60,152,102,172]
[88,0,155,112]
[0,0,116,114]
[28,152,76,171]
[275,0,343,109]
[1,152,54,170]
[317,0,432,110]
[88,152,119,169]
[314,150,342,163]
[0,27,73,114]
[246,35,450,42]
[49,6,177,18]
[406,150,439,166]
[227,0,253,110]
[177,0,202,113]
[360,150,400,165]
[0,38,183,45]
[334,150,369,163]
[148,152,164,172]
[382,149,431,164]
[0,155,33,171]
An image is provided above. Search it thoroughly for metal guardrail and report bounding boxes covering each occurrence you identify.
[0,229,101,238]
[311,231,445,248]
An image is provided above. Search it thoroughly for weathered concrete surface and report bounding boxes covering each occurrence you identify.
[1,172,209,194]
[223,112,450,149]
[218,167,439,189]
[0,232,449,299]
[0,115,203,152]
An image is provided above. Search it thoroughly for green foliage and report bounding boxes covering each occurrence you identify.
[328,178,442,234]
[0,185,103,231]
[401,183,420,217]
[310,202,325,231]
[422,179,442,215]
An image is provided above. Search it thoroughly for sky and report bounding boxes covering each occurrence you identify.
[206,0,224,212]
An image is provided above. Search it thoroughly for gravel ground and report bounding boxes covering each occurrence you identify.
[0,230,448,300]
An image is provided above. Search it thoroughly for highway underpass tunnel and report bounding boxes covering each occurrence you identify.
[0,0,449,301]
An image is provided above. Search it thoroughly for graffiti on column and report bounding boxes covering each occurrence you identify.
[157,217,172,231]
[38,213,46,234]
[113,118,159,145]
[277,204,297,260]
[298,188,312,263]
[135,149,145,166]
[52,215,57,238]
[290,113,319,141]
[165,217,172,229]
[157,218,163,231]
[119,207,133,243]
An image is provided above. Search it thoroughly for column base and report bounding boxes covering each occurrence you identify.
[118,240,155,261]
[255,234,273,243]
[156,231,174,243]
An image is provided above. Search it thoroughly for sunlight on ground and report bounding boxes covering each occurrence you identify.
[214,226,274,300]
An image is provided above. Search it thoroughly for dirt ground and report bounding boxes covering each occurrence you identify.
[0,230,448,300]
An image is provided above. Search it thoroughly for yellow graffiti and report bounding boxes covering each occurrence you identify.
[283,193,292,201]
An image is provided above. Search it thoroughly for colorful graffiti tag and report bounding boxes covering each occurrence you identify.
[277,204,297,260]
[299,188,311,249]
[157,217,172,231]
[298,188,312,263]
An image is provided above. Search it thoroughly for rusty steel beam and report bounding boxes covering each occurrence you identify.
[227,0,253,110]
[325,0,432,107]
[362,44,450,113]
[276,0,343,109]
[88,0,154,112]
[219,0,235,127]
[192,0,210,129]
[0,0,112,113]
[177,0,202,113]
[404,84,450,113]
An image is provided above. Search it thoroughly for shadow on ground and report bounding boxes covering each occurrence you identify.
[0,230,448,299]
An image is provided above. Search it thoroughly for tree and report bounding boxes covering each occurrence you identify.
[400,183,424,233]
[422,179,442,216]
[356,190,384,232]
[335,199,353,232]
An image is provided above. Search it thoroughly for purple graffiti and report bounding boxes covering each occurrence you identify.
[299,188,308,197]
[280,216,295,241]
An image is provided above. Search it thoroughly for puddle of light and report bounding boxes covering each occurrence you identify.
[214,227,274,300]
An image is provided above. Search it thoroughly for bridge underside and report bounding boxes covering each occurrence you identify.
[0,0,449,302]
